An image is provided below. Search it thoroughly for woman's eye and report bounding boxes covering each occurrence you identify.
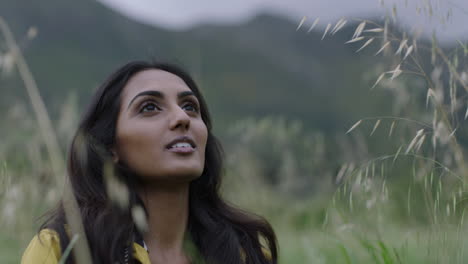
[183,102,199,113]
[140,102,159,113]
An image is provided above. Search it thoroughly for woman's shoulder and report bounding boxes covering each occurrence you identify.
[21,229,61,264]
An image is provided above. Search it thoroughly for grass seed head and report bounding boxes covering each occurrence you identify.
[389,121,396,137]
[370,119,381,136]
[296,16,307,31]
[332,19,347,35]
[27,26,38,39]
[465,104,468,120]
[103,162,129,209]
[132,205,148,233]
[403,45,414,60]
[346,120,362,134]
[375,41,391,56]
[372,72,386,90]
[307,18,320,33]
[1,51,15,76]
[395,39,408,55]
[389,64,402,81]
[353,21,366,39]
[322,23,331,40]
[345,36,365,44]
[356,38,374,53]
[364,28,384,33]
[405,129,424,154]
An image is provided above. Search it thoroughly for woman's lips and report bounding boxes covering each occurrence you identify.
[167,146,195,154]
[165,136,196,149]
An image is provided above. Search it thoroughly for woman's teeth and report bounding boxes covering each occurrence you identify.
[170,142,192,148]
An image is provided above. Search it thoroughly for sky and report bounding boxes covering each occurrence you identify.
[98,0,468,41]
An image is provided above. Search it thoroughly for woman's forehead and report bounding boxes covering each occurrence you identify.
[122,69,191,100]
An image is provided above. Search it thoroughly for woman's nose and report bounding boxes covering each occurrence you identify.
[169,106,190,131]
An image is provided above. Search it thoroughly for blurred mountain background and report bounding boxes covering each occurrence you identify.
[1,0,403,132]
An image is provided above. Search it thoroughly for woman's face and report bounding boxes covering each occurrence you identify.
[114,69,208,183]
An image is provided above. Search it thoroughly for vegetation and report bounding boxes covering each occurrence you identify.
[1,0,468,263]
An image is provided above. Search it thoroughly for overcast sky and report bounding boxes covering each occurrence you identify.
[98,0,468,41]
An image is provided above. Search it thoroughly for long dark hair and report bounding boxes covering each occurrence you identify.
[40,61,278,264]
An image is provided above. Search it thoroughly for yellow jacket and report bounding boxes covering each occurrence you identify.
[21,229,151,264]
[22,229,272,264]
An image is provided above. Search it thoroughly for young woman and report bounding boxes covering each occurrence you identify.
[21,61,278,264]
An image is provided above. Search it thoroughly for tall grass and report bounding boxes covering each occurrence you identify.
[293,0,468,263]
[0,16,91,263]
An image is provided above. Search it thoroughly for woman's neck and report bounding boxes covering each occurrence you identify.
[138,183,190,264]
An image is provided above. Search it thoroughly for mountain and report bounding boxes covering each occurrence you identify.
[0,0,413,135]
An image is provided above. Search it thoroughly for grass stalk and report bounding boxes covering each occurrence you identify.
[0,16,92,263]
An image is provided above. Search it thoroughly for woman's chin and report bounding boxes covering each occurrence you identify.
[138,168,203,186]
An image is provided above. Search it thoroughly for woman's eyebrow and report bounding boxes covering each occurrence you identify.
[178,90,196,99]
[127,90,196,109]
[128,90,163,109]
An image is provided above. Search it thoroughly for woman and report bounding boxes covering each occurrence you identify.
[21,61,278,264]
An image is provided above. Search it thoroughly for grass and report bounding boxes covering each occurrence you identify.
[0,233,21,264]
[2,1,468,263]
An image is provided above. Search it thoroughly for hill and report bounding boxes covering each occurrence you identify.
[0,0,422,135]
